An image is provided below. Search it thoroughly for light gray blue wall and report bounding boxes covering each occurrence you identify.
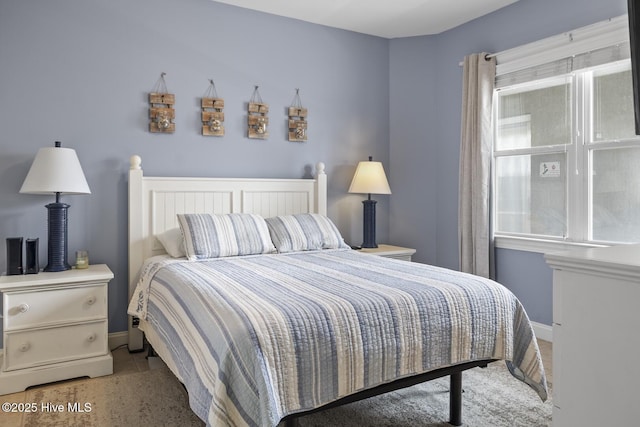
[494,248,554,324]
[0,0,630,346]
[389,0,628,325]
[0,0,390,344]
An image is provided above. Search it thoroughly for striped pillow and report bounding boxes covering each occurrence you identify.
[265,213,349,253]
[177,213,276,260]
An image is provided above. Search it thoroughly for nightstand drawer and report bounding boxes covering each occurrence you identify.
[4,284,107,330]
[3,320,108,371]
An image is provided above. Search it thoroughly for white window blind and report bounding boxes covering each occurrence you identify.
[495,15,630,88]
[496,43,630,88]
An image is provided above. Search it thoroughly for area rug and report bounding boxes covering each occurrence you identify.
[20,361,551,427]
[298,362,551,427]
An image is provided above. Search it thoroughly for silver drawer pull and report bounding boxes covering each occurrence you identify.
[86,296,96,305]
[18,303,29,313]
[19,342,30,352]
[87,333,97,343]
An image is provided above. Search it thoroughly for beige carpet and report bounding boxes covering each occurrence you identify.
[19,365,202,427]
[14,360,550,427]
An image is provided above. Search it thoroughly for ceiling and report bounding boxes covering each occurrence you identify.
[212,0,519,38]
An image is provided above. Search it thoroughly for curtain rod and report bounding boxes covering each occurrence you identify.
[458,53,495,67]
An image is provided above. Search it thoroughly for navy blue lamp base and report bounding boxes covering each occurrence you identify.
[361,199,378,248]
[45,202,71,272]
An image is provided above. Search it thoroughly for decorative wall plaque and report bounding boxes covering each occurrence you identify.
[149,73,175,133]
[248,86,269,139]
[201,80,224,136]
[288,88,307,142]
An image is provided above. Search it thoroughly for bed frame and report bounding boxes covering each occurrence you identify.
[126,155,491,426]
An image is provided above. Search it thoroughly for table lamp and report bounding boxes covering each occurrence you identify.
[348,156,391,248]
[20,141,91,272]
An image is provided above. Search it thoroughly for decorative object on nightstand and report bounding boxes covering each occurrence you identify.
[20,141,91,272]
[0,264,114,395]
[348,156,391,248]
[360,244,416,262]
[5,237,23,275]
[25,238,39,274]
[76,249,89,269]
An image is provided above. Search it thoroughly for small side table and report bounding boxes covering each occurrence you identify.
[0,264,114,395]
[359,244,416,261]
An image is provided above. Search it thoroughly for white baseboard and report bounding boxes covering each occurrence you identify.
[532,321,553,343]
[108,331,129,351]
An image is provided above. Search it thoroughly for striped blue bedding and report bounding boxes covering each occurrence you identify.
[128,249,548,427]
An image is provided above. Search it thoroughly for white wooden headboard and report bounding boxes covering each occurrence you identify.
[127,155,327,351]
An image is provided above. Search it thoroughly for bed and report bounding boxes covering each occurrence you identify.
[126,155,548,427]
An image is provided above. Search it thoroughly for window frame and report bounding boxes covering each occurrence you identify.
[493,60,640,253]
[491,15,635,254]
[493,75,574,245]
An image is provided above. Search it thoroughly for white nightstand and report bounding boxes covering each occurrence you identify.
[359,244,416,261]
[0,264,114,395]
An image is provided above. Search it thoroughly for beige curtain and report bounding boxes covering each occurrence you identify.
[458,53,496,278]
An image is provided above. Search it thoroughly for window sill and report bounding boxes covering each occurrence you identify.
[494,235,608,254]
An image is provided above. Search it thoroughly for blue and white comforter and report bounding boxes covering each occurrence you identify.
[128,249,548,427]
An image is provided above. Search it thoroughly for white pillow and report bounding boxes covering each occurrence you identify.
[177,213,276,260]
[265,213,349,253]
[156,227,186,258]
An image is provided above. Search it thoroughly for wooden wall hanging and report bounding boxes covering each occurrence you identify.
[288,88,307,142]
[201,79,224,136]
[149,72,175,133]
[248,86,269,139]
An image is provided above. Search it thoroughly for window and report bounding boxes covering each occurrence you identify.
[494,61,640,246]
[495,77,570,239]
[492,17,640,249]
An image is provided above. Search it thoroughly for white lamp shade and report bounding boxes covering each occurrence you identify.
[348,160,392,195]
[20,146,91,195]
